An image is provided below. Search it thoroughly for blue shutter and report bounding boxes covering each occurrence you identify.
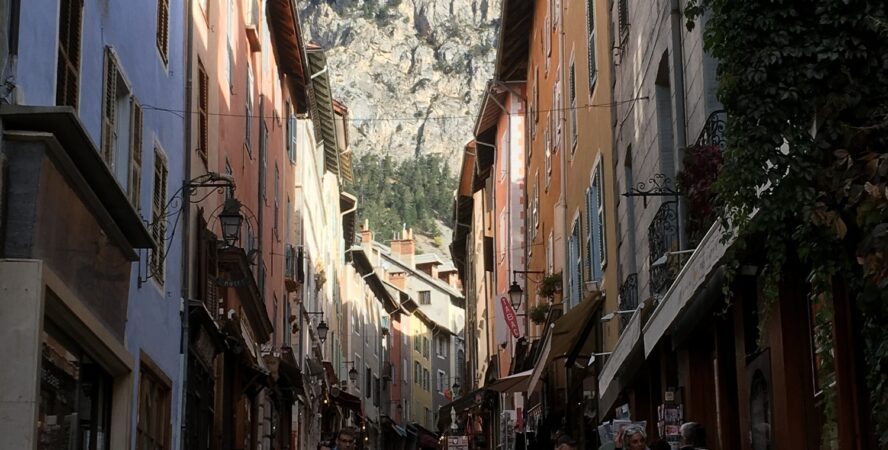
[589,181,603,281]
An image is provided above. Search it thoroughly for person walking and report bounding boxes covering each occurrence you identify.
[320,428,358,450]
[678,422,706,450]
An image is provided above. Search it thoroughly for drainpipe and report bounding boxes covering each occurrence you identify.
[670,0,689,250]
[559,0,569,300]
[180,0,195,449]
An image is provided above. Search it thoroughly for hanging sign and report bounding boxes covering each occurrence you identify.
[500,296,521,338]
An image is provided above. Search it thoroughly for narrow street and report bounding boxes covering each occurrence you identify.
[0,1,886,450]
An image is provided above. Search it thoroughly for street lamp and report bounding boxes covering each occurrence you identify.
[343,360,359,382]
[219,198,244,247]
[509,270,545,311]
[306,311,328,344]
[508,281,523,311]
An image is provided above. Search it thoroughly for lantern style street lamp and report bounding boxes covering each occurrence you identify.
[219,198,244,247]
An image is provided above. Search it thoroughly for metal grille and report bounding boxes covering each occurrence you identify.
[648,201,680,298]
[618,273,638,330]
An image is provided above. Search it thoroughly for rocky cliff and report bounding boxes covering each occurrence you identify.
[298,0,500,163]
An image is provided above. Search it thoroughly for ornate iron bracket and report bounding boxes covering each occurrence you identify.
[622,173,681,208]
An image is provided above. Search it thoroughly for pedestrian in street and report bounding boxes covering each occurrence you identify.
[620,424,650,450]
[679,422,706,450]
[556,434,579,450]
[321,428,357,450]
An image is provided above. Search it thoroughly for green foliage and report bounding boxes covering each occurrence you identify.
[538,272,563,299]
[686,0,888,445]
[349,153,456,242]
[529,303,550,325]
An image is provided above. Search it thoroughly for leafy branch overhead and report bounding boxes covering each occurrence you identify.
[686,1,888,444]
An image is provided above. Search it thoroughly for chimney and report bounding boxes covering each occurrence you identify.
[390,225,415,268]
[361,219,373,247]
[388,272,407,290]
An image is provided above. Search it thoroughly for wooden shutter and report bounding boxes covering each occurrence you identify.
[198,63,209,164]
[156,0,169,64]
[151,151,168,280]
[129,99,143,208]
[102,49,118,168]
[56,0,83,108]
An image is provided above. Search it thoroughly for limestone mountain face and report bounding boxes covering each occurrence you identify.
[298,0,500,164]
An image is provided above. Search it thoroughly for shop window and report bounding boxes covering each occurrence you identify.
[38,326,113,450]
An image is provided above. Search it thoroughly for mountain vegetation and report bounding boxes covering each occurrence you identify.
[349,153,457,242]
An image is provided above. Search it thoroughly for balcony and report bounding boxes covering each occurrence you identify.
[618,273,638,331]
[677,110,727,247]
[648,200,681,300]
[284,245,301,292]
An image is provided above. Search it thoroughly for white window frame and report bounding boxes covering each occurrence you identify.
[586,0,598,94]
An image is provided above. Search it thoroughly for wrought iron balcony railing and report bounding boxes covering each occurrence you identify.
[649,201,681,299]
[693,110,727,151]
[618,273,638,330]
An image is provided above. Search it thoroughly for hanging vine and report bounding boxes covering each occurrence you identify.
[686,1,888,446]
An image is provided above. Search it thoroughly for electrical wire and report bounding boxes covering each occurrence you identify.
[140,96,648,124]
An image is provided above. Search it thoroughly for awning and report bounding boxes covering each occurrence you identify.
[597,309,644,414]
[526,294,602,394]
[436,388,496,430]
[332,389,363,416]
[485,369,533,393]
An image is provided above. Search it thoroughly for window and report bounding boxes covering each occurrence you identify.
[101,48,142,202]
[530,69,539,141]
[419,291,431,305]
[423,337,430,359]
[287,102,297,163]
[198,61,209,165]
[544,10,551,73]
[245,64,253,155]
[260,97,268,198]
[138,357,171,450]
[569,62,578,152]
[568,217,582,308]
[586,0,598,91]
[156,0,169,65]
[150,148,168,282]
[423,368,430,391]
[544,122,552,189]
[415,335,421,352]
[225,159,234,200]
[436,335,448,358]
[354,355,362,392]
[414,362,421,385]
[554,69,562,152]
[437,370,446,393]
[533,176,540,236]
[56,0,83,109]
[373,376,380,407]
[38,328,113,450]
[274,164,280,238]
[618,0,629,40]
[365,366,371,397]
[587,163,606,281]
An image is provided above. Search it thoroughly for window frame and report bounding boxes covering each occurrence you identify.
[137,352,172,450]
[150,146,169,284]
[156,0,170,66]
[56,0,83,109]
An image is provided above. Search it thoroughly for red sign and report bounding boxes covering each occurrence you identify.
[500,296,521,338]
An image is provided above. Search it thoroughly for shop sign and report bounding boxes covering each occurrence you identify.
[500,296,521,338]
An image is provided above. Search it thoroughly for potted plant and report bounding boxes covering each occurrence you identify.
[537,272,563,299]
[529,303,550,325]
